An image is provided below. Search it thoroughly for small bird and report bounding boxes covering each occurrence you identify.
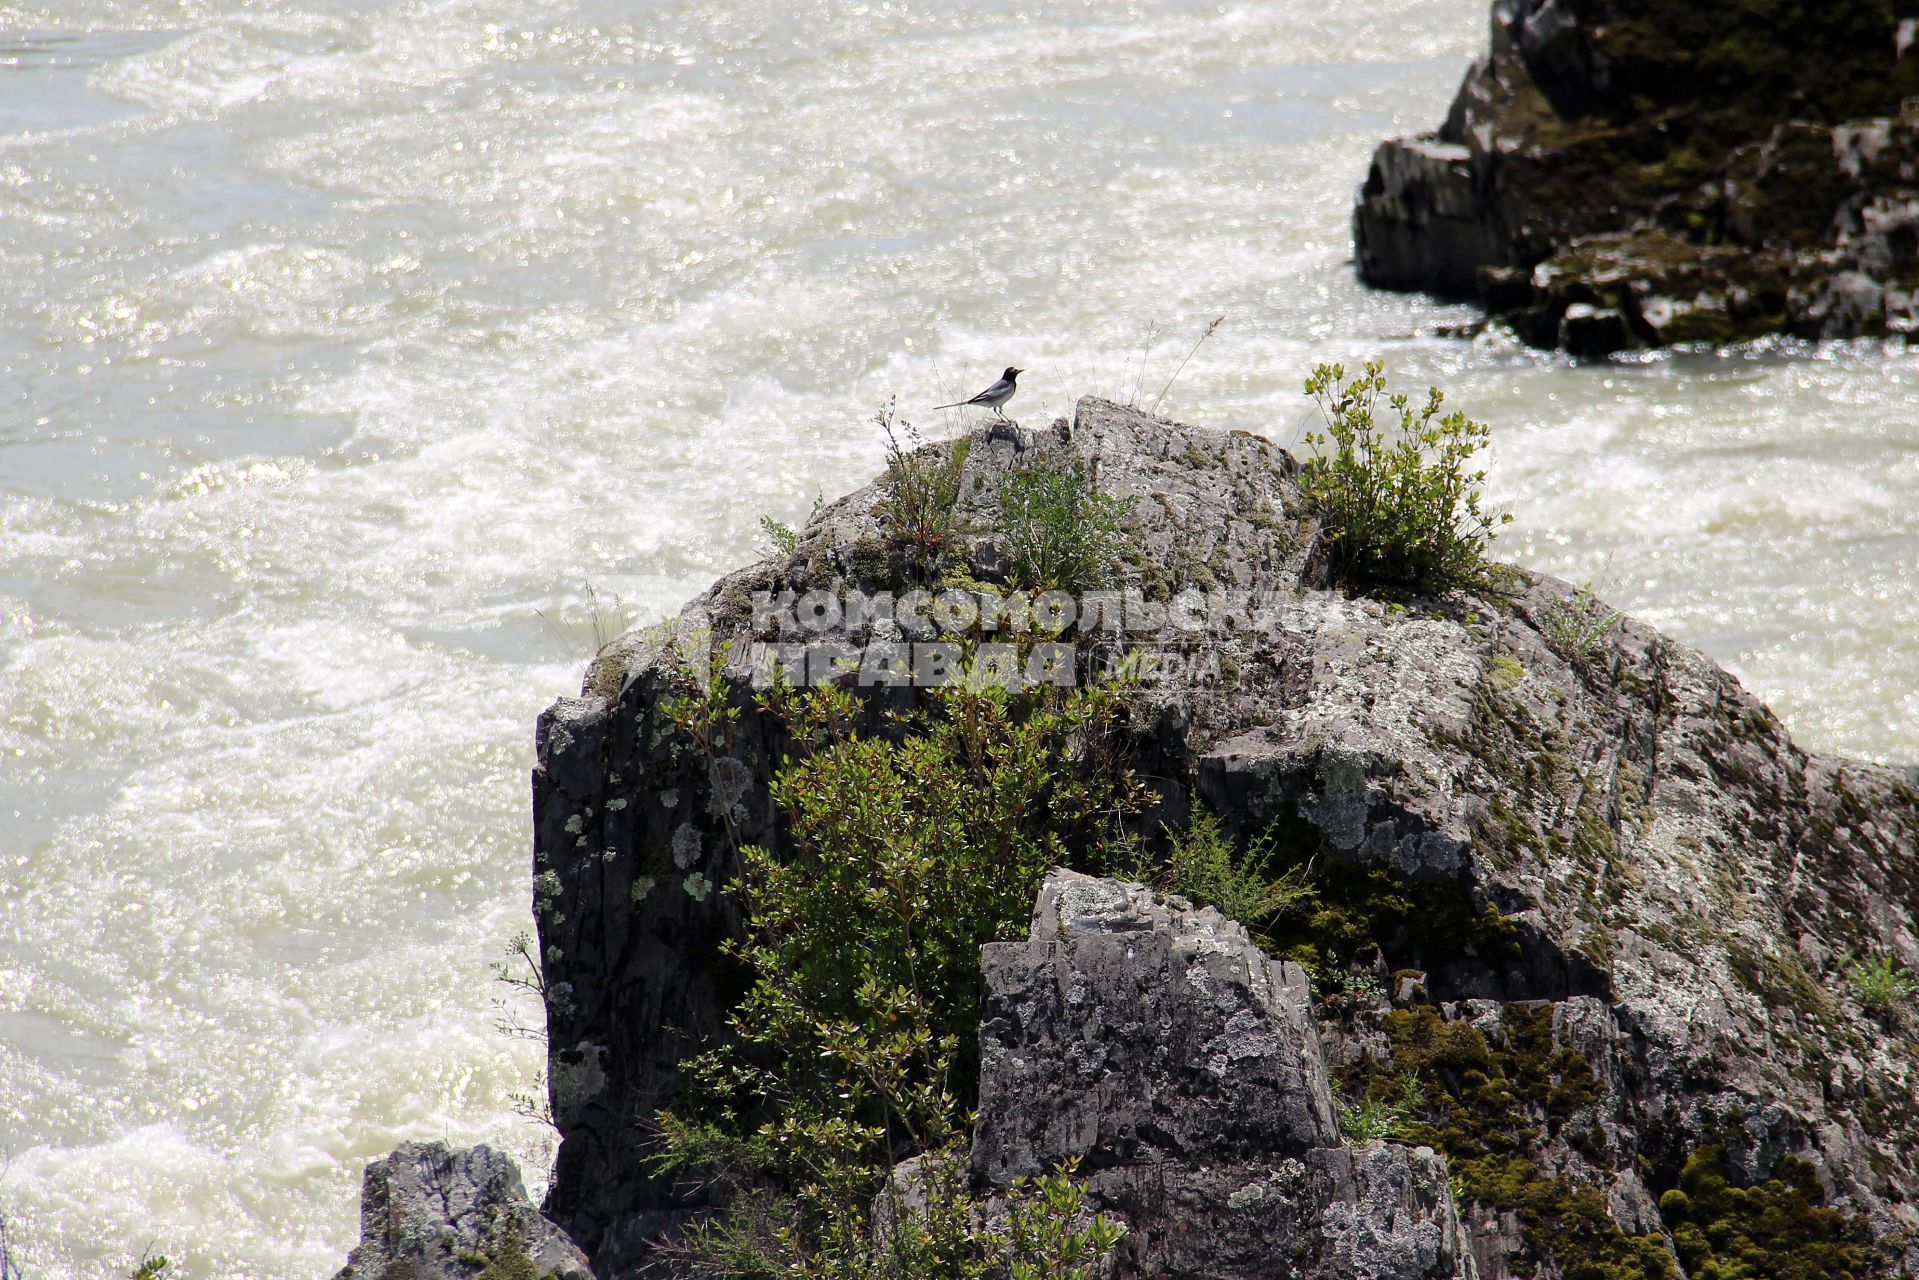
[934,367,1022,419]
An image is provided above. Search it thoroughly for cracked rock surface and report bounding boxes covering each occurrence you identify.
[973,869,1473,1280]
[334,1141,592,1280]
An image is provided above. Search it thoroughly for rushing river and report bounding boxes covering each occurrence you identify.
[1,0,1914,1275]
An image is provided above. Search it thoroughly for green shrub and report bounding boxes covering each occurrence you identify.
[1842,952,1918,1015]
[1162,807,1314,933]
[758,515,800,559]
[1299,362,1510,593]
[1003,1163,1126,1280]
[993,454,1136,593]
[655,676,1138,1279]
[877,401,971,583]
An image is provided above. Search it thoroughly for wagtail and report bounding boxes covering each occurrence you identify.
[934,367,1022,419]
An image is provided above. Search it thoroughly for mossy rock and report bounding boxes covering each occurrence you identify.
[1351,1003,1677,1280]
[1662,1145,1872,1280]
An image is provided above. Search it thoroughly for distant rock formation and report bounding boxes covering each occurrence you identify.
[1355,0,1919,355]
[529,399,1919,1278]
[334,1142,591,1280]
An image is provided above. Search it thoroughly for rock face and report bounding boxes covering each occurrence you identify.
[334,1142,593,1280]
[533,398,1919,1278]
[531,400,1324,1274]
[974,870,1473,1279]
[1355,0,1919,354]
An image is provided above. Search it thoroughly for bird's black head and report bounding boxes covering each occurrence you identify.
[1004,367,1023,380]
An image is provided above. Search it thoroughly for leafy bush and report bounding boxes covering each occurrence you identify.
[1299,362,1510,593]
[758,515,800,559]
[655,676,1138,1279]
[877,401,971,583]
[993,454,1136,593]
[1003,1164,1126,1280]
[1162,807,1314,932]
[1843,952,1918,1015]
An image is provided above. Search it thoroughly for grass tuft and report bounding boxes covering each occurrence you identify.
[1542,586,1619,666]
[1162,807,1315,935]
[993,454,1136,593]
[877,399,970,584]
[1843,952,1918,1016]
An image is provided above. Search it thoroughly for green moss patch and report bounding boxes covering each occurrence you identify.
[1350,1003,1677,1280]
[1660,1145,1871,1280]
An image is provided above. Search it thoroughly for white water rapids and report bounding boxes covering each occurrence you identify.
[1,1,1915,1274]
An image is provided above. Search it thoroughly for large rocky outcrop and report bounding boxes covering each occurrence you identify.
[1355,0,1919,354]
[530,400,1323,1274]
[532,398,1919,1278]
[334,1142,592,1280]
[974,870,1472,1279]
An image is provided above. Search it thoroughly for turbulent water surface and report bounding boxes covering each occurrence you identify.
[1,0,1915,1275]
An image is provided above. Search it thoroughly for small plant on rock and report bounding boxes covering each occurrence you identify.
[994,454,1136,593]
[1843,952,1918,1015]
[1336,1074,1424,1142]
[1005,1162,1127,1280]
[1299,362,1510,594]
[1542,585,1619,666]
[1162,807,1315,934]
[757,514,800,559]
[877,400,971,583]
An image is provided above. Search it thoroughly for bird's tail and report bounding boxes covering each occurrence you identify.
[931,400,968,410]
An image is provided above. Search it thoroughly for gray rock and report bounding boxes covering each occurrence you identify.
[533,400,1323,1274]
[334,1142,592,1280]
[1311,1144,1474,1280]
[973,871,1340,1183]
[972,869,1472,1280]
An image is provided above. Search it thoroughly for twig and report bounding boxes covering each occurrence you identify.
[1128,321,1163,407]
[1151,315,1225,414]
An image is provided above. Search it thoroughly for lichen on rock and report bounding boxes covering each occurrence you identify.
[333,1142,592,1280]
